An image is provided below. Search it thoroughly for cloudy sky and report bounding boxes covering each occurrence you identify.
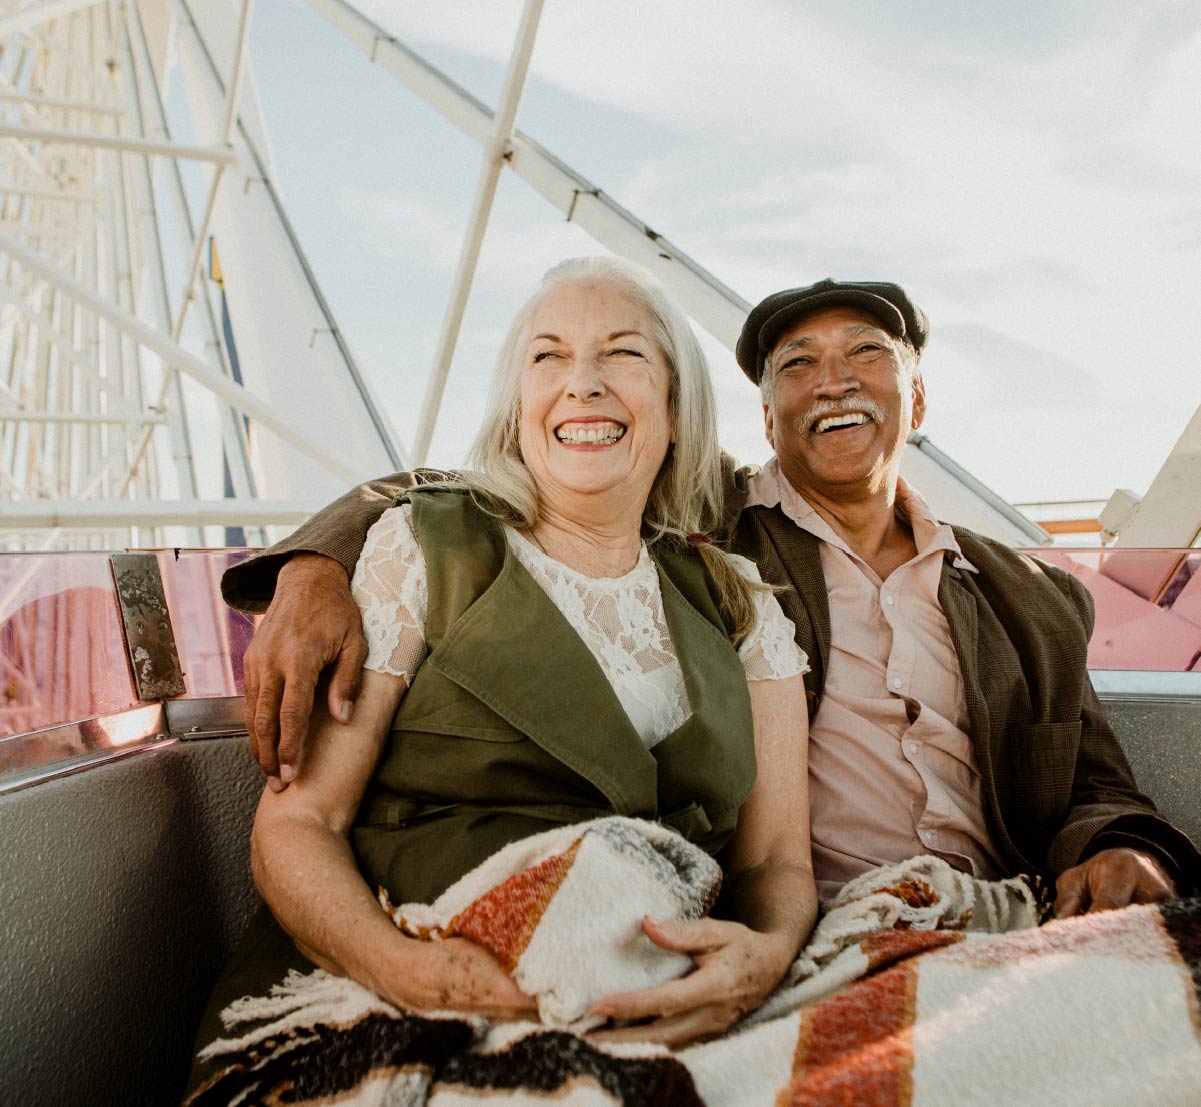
[243,0,1201,506]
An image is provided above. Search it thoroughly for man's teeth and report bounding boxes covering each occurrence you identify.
[556,424,626,445]
[815,412,871,434]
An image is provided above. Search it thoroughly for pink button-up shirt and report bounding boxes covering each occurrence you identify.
[746,458,1006,903]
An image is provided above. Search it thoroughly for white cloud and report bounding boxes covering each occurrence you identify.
[302,0,1201,504]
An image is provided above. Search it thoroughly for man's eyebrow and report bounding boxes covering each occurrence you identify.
[771,337,812,365]
[844,324,889,338]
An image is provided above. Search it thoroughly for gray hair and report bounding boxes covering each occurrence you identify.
[462,256,723,542]
[759,333,920,405]
[455,256,764,642]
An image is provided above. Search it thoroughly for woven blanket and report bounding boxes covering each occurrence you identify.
[189,819,1201,1106]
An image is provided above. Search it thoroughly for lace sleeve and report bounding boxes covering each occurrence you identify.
[729,554,809,682]
[350,503,429,682]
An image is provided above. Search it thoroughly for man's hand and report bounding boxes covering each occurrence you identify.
[243,553,366,790]
[1054,847,1177,918]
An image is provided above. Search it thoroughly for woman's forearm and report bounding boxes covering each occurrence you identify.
[721,856,817,962]
[251,811,416,1004]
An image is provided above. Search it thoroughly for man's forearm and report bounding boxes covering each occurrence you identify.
[221,472,417,613]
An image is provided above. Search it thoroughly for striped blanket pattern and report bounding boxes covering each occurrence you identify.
[188,818,1201,1106]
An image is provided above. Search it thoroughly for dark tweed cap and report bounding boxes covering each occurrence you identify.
[735,278,929,384]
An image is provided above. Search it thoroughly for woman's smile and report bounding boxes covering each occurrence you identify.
[519,279,673,508]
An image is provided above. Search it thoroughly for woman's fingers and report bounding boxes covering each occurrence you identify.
[588,1006,733,1048]
[639,914,735,953]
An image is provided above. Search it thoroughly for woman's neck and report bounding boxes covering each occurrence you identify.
[527,505,644,578]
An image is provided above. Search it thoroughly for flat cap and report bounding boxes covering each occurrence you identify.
[735,278,929,384]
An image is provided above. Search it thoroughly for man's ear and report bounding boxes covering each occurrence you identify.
[763,403,775,450]
[910,372,926,430]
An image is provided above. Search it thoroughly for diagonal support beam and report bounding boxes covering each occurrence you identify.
[0,230,361,483]
[410,0,543,466]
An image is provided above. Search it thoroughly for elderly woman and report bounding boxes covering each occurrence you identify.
[189,258,816,1091]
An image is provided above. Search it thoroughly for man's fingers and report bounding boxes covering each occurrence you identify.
[327,634,368,724]
[1086,882,1132,913]
[244,673,261,765]
[1054,868,1088,919]
[276,671,319,781]
[252,675,285,780]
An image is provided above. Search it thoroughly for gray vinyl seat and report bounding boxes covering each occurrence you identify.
[0,700,1196,1107]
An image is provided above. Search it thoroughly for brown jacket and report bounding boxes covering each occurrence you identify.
[222,467,1201,888]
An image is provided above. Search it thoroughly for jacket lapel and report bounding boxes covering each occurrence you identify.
[938,561,985,747]
[755,508,830,693]
[426,547,658,816]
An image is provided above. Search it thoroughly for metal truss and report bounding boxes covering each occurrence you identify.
[0,0,1075,550]
[0,0,393,551]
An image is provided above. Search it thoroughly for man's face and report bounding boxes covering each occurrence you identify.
[762,306,925,503]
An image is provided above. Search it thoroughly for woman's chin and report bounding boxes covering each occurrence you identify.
[539,465,643,502]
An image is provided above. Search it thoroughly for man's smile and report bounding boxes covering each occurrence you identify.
[813,411,874,435]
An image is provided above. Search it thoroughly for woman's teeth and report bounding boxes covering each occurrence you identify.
[556,423,626,445]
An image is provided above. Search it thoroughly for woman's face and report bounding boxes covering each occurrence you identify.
[518,280,674,513]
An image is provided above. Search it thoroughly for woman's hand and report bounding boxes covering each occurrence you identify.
[384,937,538,1020]
[587,915,795,1047]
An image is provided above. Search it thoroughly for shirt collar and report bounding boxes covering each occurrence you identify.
[744,456,978,574]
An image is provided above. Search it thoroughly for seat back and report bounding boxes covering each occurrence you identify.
[0,737,261,1107]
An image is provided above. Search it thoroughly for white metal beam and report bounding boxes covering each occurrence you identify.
[0,229,361,483]
[169,0,253,344]
[0,0,108,37]
[0,121,239,163]
[304,0,750,349]
[0,409,165,425]
[0,498,316,528]
[0,87,122,116]
[0,181,97,203]
[1111,403,1201,548]
[411,0,543,466]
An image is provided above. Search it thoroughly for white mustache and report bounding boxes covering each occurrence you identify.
[800,398,883,429]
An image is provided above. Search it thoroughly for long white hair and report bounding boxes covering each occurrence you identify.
[454,256,762,640]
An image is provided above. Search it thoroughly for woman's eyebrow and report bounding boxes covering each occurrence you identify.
[530,332,561,343]
[607,330,646,341]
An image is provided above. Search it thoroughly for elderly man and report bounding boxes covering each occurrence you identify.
[223,278,1198,914]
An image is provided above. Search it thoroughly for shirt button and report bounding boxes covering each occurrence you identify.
[883,593,895,606]
[907,741,919,755]
[892,677,903,690]
[921,830,935,843]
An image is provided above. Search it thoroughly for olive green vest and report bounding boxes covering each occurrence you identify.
[352,488,757,904]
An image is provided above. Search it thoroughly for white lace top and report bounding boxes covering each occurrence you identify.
[352,504,808,749]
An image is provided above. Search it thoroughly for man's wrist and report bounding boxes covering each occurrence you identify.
[277,551,349,583]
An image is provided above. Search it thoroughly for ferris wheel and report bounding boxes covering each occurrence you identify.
[10,0,1163,554]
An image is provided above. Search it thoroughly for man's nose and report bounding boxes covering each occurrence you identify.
[812,353,859,397]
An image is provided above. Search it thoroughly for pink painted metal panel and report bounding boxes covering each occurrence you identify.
[155,550,258,697]
[0,554,137,740]
[1027,549,1201,672]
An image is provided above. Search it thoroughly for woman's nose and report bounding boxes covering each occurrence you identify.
[565,360,606,400]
